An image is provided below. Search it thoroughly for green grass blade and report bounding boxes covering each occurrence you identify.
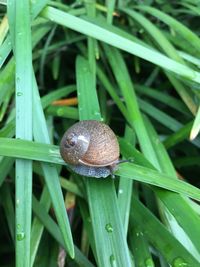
[129,219,155,267]
[106,0,116,24]
[117,126,133,235]
[122,8,184,63]
[76,56,101,120]
[0,157,14,186]
[32,74,74,260]
[76,55,132,267]
[136,5,200,55]
[143,117,200,255]
[41,85,76,109]
[1,137,200,202]
[135,84,189,115]
[138,98,183,132]
[0,183,15,242]
[0,36,12,68]
[7,1,33,266]
[46,105,78,120]
[117,163,200,202]
[163,121,200,149]
[103,45,159,165]
[32,195,95,267]
[131,197,200,266]
[190,105,200,140]
[40,6,200,84]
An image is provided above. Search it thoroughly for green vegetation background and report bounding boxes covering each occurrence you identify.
[0,0,200,266]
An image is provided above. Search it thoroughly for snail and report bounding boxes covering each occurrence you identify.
[60,120,123,178]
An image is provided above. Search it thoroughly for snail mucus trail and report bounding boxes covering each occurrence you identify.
[60,120,128,178]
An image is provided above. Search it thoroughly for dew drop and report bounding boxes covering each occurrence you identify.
[17,92,23,97]
[173,257,188,267]
[16,199,20,206]
[105,223,113,233]
[17,231,25,241]
[16,77,20,83]
[17,224,21,230]
[110,254,117,267]
[118,189,123,194]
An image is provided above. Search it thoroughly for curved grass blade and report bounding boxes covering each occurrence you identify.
[136,5,200,55]
[143,117,200,255]
[131,197,200,266]
[32,195,94,267]
[40,6,200,84]
[164,121,200,149]
[76,56,132,267]
[31,74,74,263]
[2,137,200,202]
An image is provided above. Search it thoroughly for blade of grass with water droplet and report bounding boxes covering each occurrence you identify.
[76,55,132,267]
[2,137,200,202]
[130,197,200,266]
[143,117,200,255]
[7,1,33,266]
[117,125,133,236]
[103,45,200,256]
[129,217,154,267]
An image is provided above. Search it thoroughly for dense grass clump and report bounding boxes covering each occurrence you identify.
[0,1,200,266]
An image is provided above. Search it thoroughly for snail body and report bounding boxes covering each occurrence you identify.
[60,120,120,178]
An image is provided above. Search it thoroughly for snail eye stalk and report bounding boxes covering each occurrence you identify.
[65,133,77,148]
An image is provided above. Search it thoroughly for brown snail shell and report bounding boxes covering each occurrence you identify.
[60,120,120,178]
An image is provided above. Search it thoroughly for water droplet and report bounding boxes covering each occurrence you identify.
[49,149,60,156]
[173,257,188,267]
[118,189,123,194]
[17,32,23,36]
[16,77,20,83]
[94,111,100,116]
[17,224,21,230]
[17,231,25,241]
[105,223,113,233]
[16,199,20,205]
[145,258,155,267]
[110,254,117,267]
[17,92,23,96]
[136,231,143,237]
